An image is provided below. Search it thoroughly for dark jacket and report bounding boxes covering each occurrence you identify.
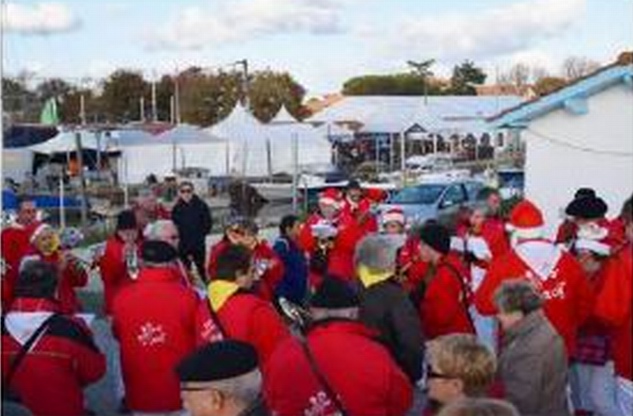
[359,279,424,382]
[498,310,570,416]
[171,195,212,251]
[273,236,308,305]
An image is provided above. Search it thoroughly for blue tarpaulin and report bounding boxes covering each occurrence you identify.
[2,190,83,211]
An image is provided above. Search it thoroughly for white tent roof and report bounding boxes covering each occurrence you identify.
[205,103,266,142]
[156,123,225,144]
[315,122,354,142]
[269,105,299,125]
[28,130,118,154]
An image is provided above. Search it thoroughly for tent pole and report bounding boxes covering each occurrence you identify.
[74,131,89,228]
[292,133,298,213]
[59,176,65,229]
[400,129,406,186]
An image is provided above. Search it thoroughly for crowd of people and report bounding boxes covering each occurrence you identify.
[1,178,632,416]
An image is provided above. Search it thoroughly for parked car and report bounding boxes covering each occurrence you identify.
[497,168,525,199]
[380,179,485,228]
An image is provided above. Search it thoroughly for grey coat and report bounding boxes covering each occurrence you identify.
[498,310,571,416]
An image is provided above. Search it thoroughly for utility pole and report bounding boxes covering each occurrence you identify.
[139,96,145,122]
[174,68,181,124]
[235,59,249,107]
[151,75,158,122]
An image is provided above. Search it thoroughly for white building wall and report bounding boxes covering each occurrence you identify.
[524,83,633,237]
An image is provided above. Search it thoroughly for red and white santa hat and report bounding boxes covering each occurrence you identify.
[382,207,405,226]
[319,188,341,208]
[29,223,53,244]
[507,199,545,239]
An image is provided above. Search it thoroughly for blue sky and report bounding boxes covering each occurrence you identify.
[4,0,633,95]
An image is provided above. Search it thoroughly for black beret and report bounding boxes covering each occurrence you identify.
[176,340,258,383]
[141,240,178,263]
[574,188,596,200]
[116,210,137,231]
[565,196,608,219]
[419,222,451,255]
[310,276,359,309]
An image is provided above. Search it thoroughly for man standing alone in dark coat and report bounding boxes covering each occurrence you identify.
[171,181,212,280]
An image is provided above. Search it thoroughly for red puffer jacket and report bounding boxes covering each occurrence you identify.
[196,290,289,366]
[1,222,41,306]
[264,319,413,416]
[98,235,142,315]
[1,298,105,416]
[112,266,199,413]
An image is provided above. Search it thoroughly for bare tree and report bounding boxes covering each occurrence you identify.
[499,63,531,87]
[561,56,600,80]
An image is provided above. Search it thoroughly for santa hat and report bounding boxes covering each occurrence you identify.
[575,221,612,256]
[319,188,341,207]
[382,208,405,226]
[29,223,53,244]
[508,199,545,239]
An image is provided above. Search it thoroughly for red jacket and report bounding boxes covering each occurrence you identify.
[593,243,632,380]
[207,240,284,301]
[398,236,428,293]
[475,240,595,354]
[112,267,199,413]
[341,197,379,235]
[418,257,475,339]
[299,212,368,283]
[1,298,105,416]
[196,290,289,366]
[23,249,88,314]
[1,222,41,306]
[264,319,413,416]
[98,235,142,315]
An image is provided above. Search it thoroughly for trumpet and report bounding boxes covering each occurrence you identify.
[278,297,312,332]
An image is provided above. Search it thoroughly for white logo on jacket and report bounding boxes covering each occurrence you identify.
[137,322,167,346]
[305,391,340,416]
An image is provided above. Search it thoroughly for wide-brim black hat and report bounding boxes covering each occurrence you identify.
[565,196,608,219]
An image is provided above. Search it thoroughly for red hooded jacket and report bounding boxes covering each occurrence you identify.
[112,266,199,413]
[264,319,413,416]
[1,298,105,416]
[475,240,595,354]
[98,235,142,315]
[1,222,41,306]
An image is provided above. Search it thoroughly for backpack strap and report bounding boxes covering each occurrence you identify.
[440,261,476,332]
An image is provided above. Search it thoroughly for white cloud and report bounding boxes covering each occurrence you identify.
[5,2,81,35]
[375,0,586,63]
[145,0,346,51]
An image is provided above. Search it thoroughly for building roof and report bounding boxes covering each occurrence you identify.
[306,95,523,135]
[489,58,633,128]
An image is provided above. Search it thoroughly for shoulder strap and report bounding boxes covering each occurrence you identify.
[206,301,228,340]
[2,313,60,397]
[298,337,349,416]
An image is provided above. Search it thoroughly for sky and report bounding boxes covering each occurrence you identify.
[3,0,633,96]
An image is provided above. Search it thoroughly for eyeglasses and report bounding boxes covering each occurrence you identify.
[426,366,454,380]
[180,189,193,194]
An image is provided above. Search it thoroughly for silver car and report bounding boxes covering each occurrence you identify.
[381,179,485,228]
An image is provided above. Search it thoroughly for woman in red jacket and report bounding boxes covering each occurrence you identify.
[2,260,105,416]
[414,222,475,340]
[22,224,87,314]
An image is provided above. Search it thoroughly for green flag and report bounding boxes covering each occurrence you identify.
[40,98,59,125]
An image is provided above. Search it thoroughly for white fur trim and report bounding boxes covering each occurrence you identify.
[29,223,52,244]
[319,197,338,206]
[575,239,611,256]
[382,212,405,225]
[577,222,609,241]
[509,225,544,240]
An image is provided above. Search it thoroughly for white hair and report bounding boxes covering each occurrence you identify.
[354,234,399,272]
[143,220,176,241]
[209,369,262,405]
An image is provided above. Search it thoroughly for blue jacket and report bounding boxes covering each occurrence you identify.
[273,236,308,305]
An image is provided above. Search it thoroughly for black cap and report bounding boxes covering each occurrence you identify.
[176,340,259,383]
[419,222,451,255]
[116,210,137,231]
[347,179,361,190]
[574,187,596,200]
[141,240,178,263]
[565,196,608,219]
[310,276,359,309]
[14,260,58,299]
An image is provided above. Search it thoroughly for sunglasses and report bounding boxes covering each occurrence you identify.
[180,188,193,194]
[426,365,454,380]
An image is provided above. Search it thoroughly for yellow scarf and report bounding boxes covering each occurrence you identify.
[357,264,392,288]
[208,280,240,311]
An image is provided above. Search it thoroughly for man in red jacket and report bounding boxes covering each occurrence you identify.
[2,260,105,416]
[112,240,199,415]
[265,277,413,416]
[475,199,595,355]
[196,244,289,366]
[1,196,41,307]
[340,179,379,235]
[413,222,475,340]
[98,210,143,316]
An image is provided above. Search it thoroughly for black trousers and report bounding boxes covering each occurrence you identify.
[179,245,207,282]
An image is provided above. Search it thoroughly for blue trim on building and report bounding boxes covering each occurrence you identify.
[490,65,633,128]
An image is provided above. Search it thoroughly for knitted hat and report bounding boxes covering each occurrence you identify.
[116,210,137,231]
[346,179,361,190]
[419,222,451,255]
[310,276,359,309]
[508,199,544,239]
[14,260,58,299]
[565,196,608,220]
[176,340,258,383]
[319,188,341,206]
[141,240,178,263]
[382,207,405,226]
